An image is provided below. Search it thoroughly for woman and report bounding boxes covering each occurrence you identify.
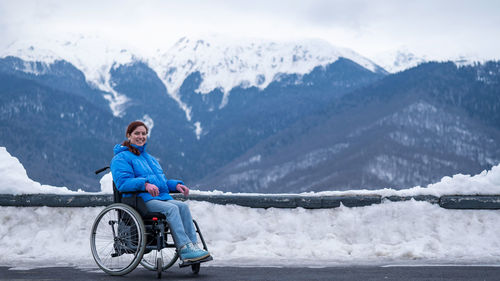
[110,121,210,262]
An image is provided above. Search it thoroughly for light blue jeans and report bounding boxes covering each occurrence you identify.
[145,199,198,249]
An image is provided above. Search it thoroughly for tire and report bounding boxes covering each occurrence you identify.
[191,263,200,274]
[156,257,162,279]
[141,247,178,271]
[90,203,146,276]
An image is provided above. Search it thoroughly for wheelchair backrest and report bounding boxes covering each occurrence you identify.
[112,182,122,203]
[96,166,164,218]
[112,179,151,217]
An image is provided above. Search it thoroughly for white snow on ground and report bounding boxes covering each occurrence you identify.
[188,163,500,198]
[0,147,107,195]
[1,146,500,268]
[0,200,499,269]
[0,147,84,194]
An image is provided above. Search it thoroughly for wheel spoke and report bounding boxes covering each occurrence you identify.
[90,204,146,275]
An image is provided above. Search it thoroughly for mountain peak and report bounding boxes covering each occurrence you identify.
[0,34,138,117]
[1,34,383,116]
[372,48,428,73]
[148,35,383,107]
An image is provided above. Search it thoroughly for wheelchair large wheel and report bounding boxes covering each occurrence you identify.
[140,247,178,271]
[90,203,146,276]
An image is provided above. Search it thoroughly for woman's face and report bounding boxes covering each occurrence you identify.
[128,126,148,146]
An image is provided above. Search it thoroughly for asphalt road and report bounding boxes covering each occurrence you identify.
[1,265,500,281]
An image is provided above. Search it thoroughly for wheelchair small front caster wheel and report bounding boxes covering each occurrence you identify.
[191,263,200,274]
[156,257,162,278]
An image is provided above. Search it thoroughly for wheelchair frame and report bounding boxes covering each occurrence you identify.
[90,167,212,278]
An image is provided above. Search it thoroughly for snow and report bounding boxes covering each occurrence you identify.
[0,34,137,117]
[147,36,381,113]
[0,147,86,195]
[141,114,155,136]
[372,47,491,74]
[0,34,381,122]
[372,48,428,73]
[191,162,500,198]
[1,200,499,269]
[1,144,500,197]
[1,146,500,267]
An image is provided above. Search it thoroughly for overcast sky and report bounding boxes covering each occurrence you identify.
[1,0,499,60]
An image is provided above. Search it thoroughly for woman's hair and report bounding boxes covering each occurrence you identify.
[122,121,149,155]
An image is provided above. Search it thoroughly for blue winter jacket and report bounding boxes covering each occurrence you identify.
[110,143,183,202]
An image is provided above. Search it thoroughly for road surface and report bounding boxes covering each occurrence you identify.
[1,265,499,280]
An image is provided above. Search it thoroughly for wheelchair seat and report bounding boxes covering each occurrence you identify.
[119,189,166,220]
[113,181,171,220]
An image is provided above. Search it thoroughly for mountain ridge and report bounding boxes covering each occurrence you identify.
[1,35,385,120]
[0,52,385,191]
[194,61,500,192]
[0,37,498,193]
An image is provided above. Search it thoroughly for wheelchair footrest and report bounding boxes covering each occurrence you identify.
[178,255,213,268]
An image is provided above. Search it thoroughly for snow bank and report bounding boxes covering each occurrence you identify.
[1,146,500,268]
[0,147,109,195]
[2,145,500,197]
[0,147,81,195]
[1,200,499,268]
[193,200,500,266]
[187,163,500,197]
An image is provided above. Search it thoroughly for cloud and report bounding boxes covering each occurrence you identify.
[0,0,499,59]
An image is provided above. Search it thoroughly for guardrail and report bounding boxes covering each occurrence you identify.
[1,194,500,209]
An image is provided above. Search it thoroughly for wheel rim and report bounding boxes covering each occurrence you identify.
[90,204,145,275]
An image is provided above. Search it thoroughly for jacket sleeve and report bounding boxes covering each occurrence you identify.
[111,155,147,193]
[167,179,185,192]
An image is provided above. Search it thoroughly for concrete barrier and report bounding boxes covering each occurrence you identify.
[1,194,500,209]
[0,194,112,207]
[440,195,500,209]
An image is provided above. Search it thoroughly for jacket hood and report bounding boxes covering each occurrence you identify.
[113,143,147,155]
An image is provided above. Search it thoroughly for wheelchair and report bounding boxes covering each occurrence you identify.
[90,167,212,278]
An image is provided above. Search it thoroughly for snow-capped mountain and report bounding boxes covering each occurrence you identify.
[196,61,500,192]
[148,36,385,112]
[372,48,428,73]
[372,47,495,74]
[1,33,498,193]
[0,34,384,120]
[0,35,387,191]
[1,34,138,117]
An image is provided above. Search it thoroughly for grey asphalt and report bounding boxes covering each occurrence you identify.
[1,265,499,281]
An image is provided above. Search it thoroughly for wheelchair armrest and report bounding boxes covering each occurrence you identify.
[120,190,145,194]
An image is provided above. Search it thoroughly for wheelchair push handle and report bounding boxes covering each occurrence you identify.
[95,166,110,175]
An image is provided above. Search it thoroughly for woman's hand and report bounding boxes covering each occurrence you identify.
[145,183,159,197]
[176,184,190,196]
